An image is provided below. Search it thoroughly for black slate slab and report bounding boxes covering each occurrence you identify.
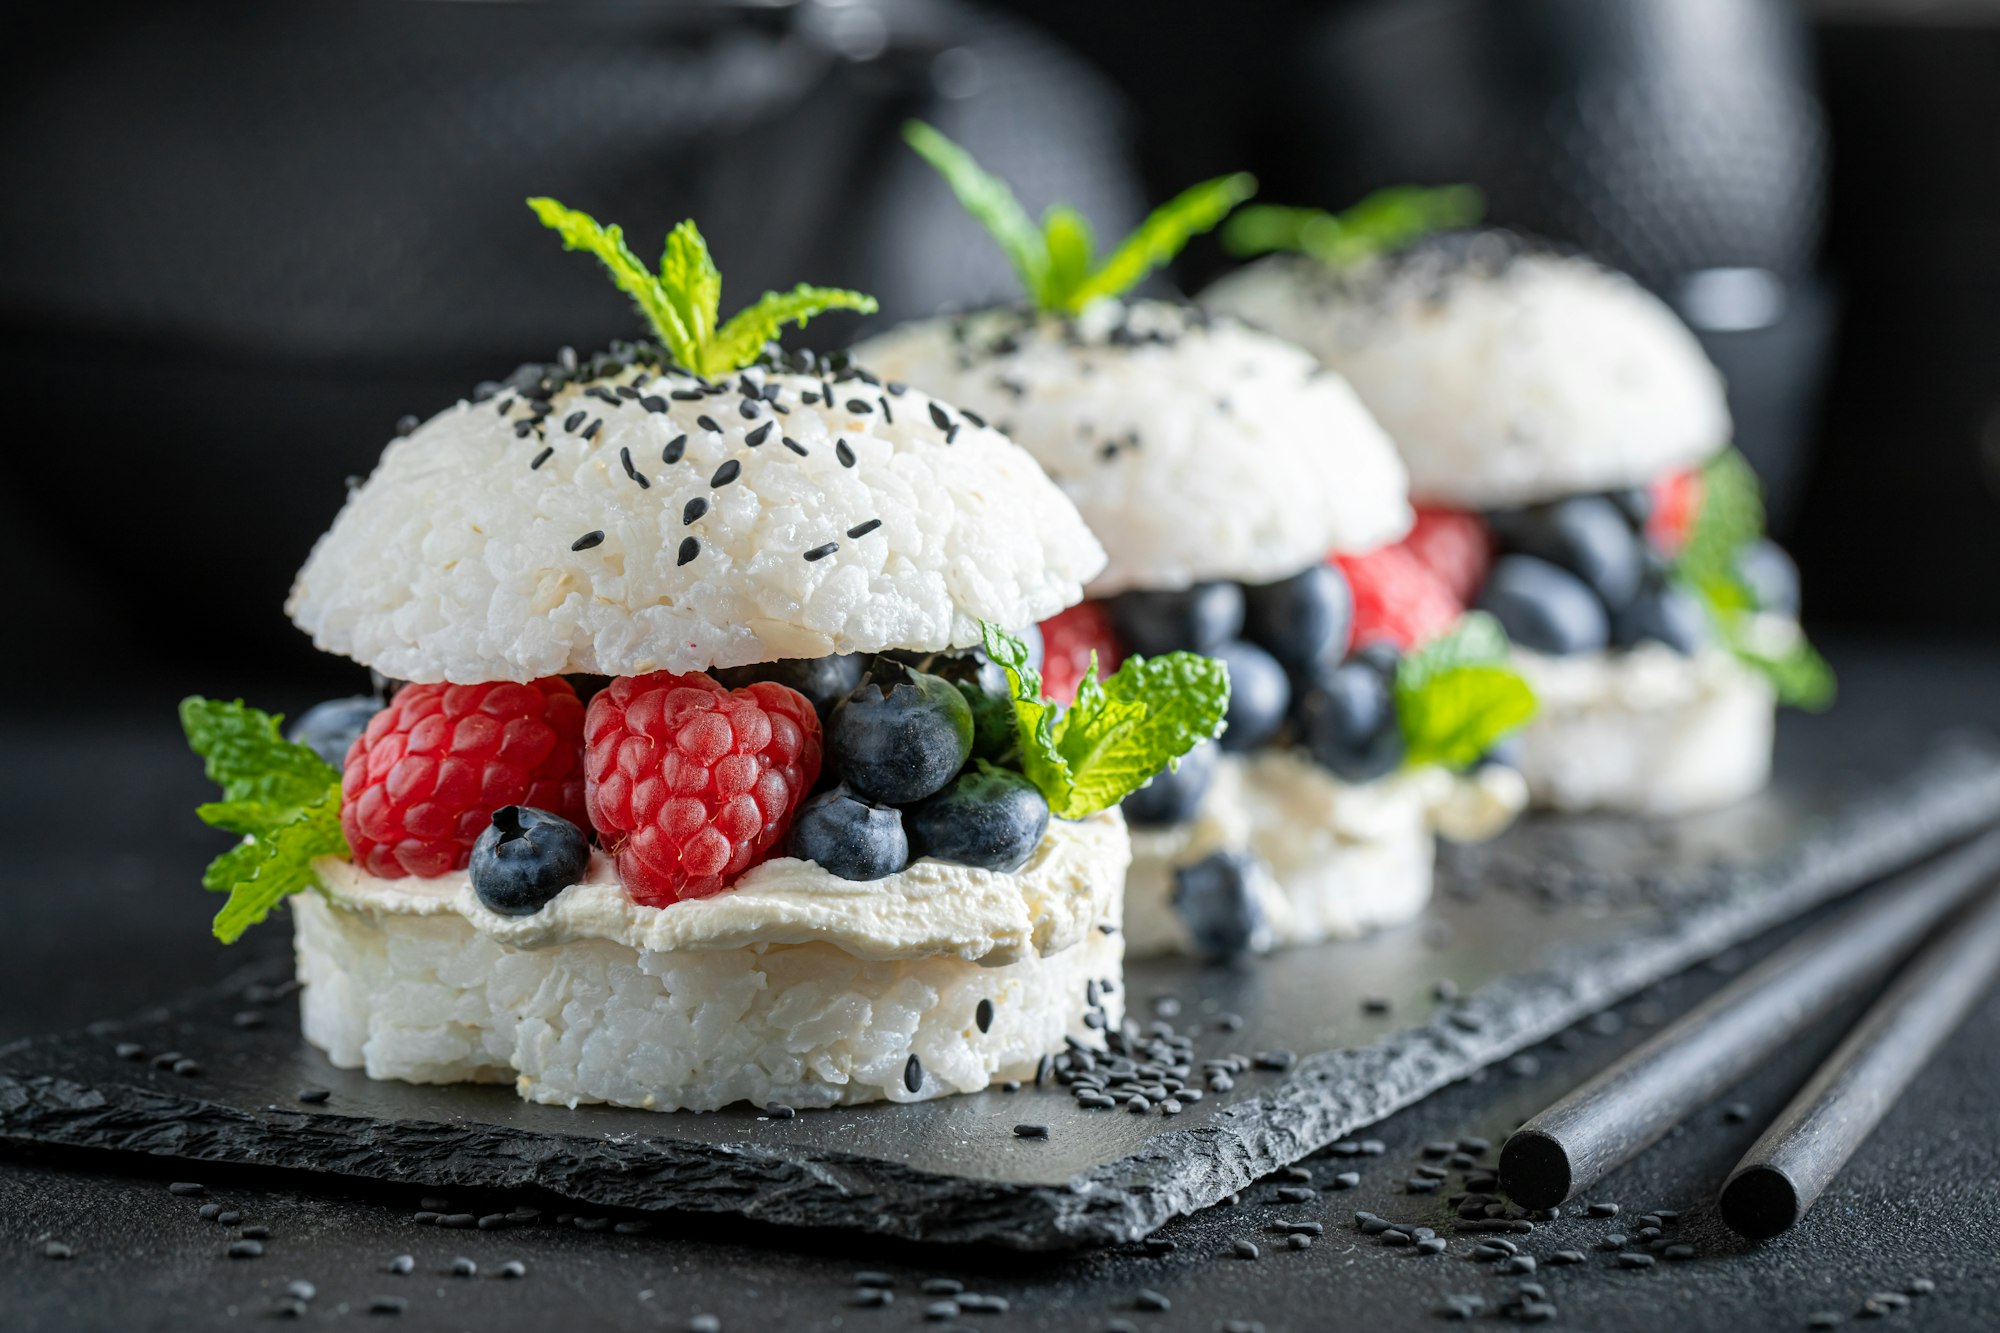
[6,719,2000,1252]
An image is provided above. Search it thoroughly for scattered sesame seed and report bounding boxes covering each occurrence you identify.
[678,537,700,567]
[228,1240,264,1259]
[1134,1290,1171,1312]
[846,519,882,539]
[169,1183,206,1197]
[43,1241,73,1260]
[804,542,839,562]
[1232,1239,1260,1260]
[1013,1123,1049,1139]
[572,531,606,552]
[370,1296,408,1315]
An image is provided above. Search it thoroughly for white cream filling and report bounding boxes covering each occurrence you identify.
[311,810,1127,968]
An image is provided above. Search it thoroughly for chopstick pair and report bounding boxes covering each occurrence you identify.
[1496,826,2000,1238]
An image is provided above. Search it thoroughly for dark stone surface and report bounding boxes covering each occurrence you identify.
[6,693,2000,1250]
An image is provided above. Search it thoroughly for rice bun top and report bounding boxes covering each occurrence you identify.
[1201,235,1731,508]
[288,344,1106,683]
[855,299,1411,596]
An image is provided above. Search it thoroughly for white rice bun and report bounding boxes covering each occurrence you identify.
[292,815,1129,1112]
[1201,242,1730,508]
[854,300,1411,595]
[1510,643,1776,816]
[289,358,1106,683]
[1120,752,1525,958]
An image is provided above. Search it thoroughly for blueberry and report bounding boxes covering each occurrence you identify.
[712,654,865,721]
[1122,739,1220,827]
[1213,639,1289,753]
[1606,486,1653,529]
[1108,583,1244,656]
[1295,658,1404,782]
[788,786,910,881]
[828,662,975,804]
[1613,580,1709,654]
[1476,555,1611,655]
[1479,735,1523,771]
[286,696,379,768]
[1735,539,1800,616]
[1242,565,1352,673]
[1171,851,1266,960]
[469,807,589,916]
[1488,496,1644,612]
[905,763,1051,873]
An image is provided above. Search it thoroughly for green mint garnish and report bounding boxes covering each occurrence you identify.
[1222,185,1483,269]
[981,622,1230,819]
[181,697,350,943]
[1393,612,1538,771]
[1672,449,1835,711]
[527,199,878,378]
[903,121,1255,316]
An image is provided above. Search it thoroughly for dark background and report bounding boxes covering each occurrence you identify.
[1,0,1997,724]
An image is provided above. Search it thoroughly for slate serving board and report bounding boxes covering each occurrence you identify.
[6,714,2000,1252]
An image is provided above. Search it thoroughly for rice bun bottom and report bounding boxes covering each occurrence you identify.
[292,889,1124,1112]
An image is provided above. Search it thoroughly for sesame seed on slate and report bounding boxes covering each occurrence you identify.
[242,1226,271,1239]
[1013,1123,1048,1139]
[530,446,554,470]
[115,1042,144,1060]
[370,1296,408,1316]
[1232,1239,1260,1260]
[169,1182,205,1197]
[1548,1250,1586,1265]
[172,1058,202,1076]
[228,1240,264,1259]
[1134,1290,1171,1312]
[846,519,882,539]
[904,1054,924,1093]
[687,1317,721,1333]
[852,1289,893,1309]
[44,1241,73,1260]
[766,1104,796,1120]
[387,1254,415,1274]
[199,1204,224,1220]
[836,438,856,467]
[1616,1253,1656,1269]
[855,1272,893,1288]
[805,543,838,562]
[1907,1278,1936,1296]
[1722,1101,1752,1123]
[683,498,708,525]
[620,447,649,487]
[922,1278,963,1295]
[745,422,773,447]
[696,415,722,433]
[663,434,688,464]
[572,531,605,552]
[1588,1201,1621,1218]
[451,1257,478,1277]
[287,1280,315,1302]
[677,537,699,567]
[497,1261,527,1279]
[846,398,873,414]
[976,998,994,1033]
[1331,1172,1360,1189]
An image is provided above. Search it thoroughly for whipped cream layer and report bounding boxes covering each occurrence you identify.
[312,810,1128,967]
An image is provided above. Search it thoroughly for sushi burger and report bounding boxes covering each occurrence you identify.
[1204,194,1833,816]
[857,127,1533,959]
[180,202,1228,1113]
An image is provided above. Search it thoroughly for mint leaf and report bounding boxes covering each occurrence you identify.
[529,199,875,378]
[1222,185,1482,268]
[902,121,1051,303]
[1394,613,1538,771]
[980,622,1230,819]
[707,283,879,377]
[1040,205,1096,310]
[1726,624,1838,712]
[181,696,349,942]
[1063,173,1257,312]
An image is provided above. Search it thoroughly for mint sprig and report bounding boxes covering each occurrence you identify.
[981,622,1230,819]
[181,697,350,943]
[1222,185,1483,269]
[1672,449,1836,711]
[527,199,878,378]
[1393,612,1538,771]
[904,121,1255,316]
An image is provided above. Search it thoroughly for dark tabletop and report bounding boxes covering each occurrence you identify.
[6,643,2000,1331]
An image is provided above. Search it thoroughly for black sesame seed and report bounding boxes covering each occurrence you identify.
[678,537,700,567]
[641,395,667,413]
[766,1103,796,1120]
[745,422,773,447]
[671,389,705,401]
[571,531,606,552]
[370,1296,408,1315]
[683,498,709,526]
[845,398,873,414]
[563,410,587,433]
[1013,1123,1048,1139]
[922,1278,963,1296]
[663,434,688,464]
[945,422,961,444]
[835,438,856,468]
[960,407,987,427]
[846,518,882,539]
[1135,1290,1171,1312]
[530,446,554,470]
[904,1054,924,1093]
[451,1257,478,1277]
[169,1182,205,1197]
[976,998,994,1033]
[804,542,839,562]
[582,418,602,440]
[782,436,809,456]
[620,447,649,487]
[228,1240,264,1259]
[929,403,952,431]
[514,419,536,438]
[697,415,722,433]
[711,460,741,487]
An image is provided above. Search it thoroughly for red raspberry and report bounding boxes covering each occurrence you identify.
[341,679,587,880]
[1648,468,1704,555]
[584,673,822,906]
[1333,544,1464,653]
[1037,602,1126,705]
[1400,506,1493,604]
